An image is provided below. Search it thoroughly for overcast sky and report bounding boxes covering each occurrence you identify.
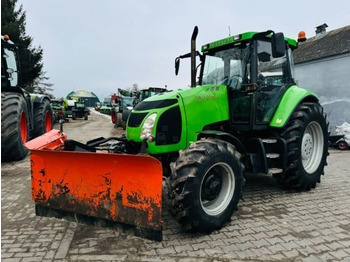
[18,0,350,100]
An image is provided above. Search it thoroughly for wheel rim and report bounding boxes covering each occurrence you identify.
[200,162,235,216]
[20,112,28,143]
[112,112,116,123]
[44,111,52,132]
[338,141,347,150]
[301,121,324,174]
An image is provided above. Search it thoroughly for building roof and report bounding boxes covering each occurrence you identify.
[67,90,99,98]
[294,25,350,64]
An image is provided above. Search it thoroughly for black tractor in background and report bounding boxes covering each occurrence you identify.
[72,100,89,120]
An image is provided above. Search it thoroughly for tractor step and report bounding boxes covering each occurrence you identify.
[266,153,280,159]
[262,137,287,175]
[262,138,277,144]
[268,168,283,175]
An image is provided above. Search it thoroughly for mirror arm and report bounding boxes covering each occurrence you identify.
[175,51,203,76]
[177,51,202,60]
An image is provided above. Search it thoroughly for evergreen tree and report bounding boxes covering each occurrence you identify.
[1,0,51,93]
[32,71,54,98]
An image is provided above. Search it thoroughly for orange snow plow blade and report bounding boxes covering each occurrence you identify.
[25,130,163,241]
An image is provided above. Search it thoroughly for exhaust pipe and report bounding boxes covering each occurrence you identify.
[191,26,198,88]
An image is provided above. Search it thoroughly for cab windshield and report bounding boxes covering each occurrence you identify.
[75,103,85,108]
[201,45,250,90]
[140,91,160,101]
[123,97,134,108]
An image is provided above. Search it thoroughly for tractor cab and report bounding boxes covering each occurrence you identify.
[200,31,297,131]
[134,87,167,106]
[2,35,20,89]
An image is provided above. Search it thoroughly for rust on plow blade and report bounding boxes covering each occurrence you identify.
[26,130,163,241]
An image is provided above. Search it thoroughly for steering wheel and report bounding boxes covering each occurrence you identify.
[221,75,242,90]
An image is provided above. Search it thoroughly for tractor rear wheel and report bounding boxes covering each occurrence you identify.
[168,138,244,232]
[276,102,328,190]
[33,99,53,138]
[1,92,29,162]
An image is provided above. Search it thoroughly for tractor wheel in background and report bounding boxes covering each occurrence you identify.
[1,92,29,162]
[337,140,348,150]
[84,113,88,120]
[32,99,53,138]
[115,112,126,129]
[111,111,116,124]
[167,138,244,232]
[122,110,131,122]
[276,102,328,190]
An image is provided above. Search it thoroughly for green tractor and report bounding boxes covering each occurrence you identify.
[26,27,328,240]
[1,35,54,162]
[125,27,328,231]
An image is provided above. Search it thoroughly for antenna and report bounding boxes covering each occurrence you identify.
[228,26,231,36]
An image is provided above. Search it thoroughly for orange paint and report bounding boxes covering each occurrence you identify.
[25,129,66,150]
[26,129,163,232]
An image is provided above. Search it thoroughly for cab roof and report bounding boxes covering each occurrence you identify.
[201,31,298,52]
[1,35,15,45]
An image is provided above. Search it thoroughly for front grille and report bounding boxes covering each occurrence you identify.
[128,112,148,127]
[156,106,182,145]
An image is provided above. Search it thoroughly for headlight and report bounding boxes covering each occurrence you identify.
[140,113,157,140]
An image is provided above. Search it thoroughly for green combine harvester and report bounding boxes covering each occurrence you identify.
[26,27,328,241]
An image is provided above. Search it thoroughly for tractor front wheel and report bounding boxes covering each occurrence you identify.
[276,102,328,190]
[167,138,244,232]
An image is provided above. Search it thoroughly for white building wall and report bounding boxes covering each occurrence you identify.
[295,53,350,127]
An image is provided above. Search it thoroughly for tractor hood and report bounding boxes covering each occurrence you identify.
[126,85,230,155]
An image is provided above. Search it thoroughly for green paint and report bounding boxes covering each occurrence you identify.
[126,85,229,155]
[201,31,297,52]
[270,86,318,128]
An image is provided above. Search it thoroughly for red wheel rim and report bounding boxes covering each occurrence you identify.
[338,141,347,150]
[44,111,52,132]
[111,112,116,123]
[20,112,28,143]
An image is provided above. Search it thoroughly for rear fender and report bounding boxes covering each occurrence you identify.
[270,86,318,128]
[30,93,51,105]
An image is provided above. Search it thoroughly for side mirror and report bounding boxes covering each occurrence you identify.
[175,57,180,75]
[271,33,286,58]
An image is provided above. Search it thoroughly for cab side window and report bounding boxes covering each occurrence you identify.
[2,48,19,87]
